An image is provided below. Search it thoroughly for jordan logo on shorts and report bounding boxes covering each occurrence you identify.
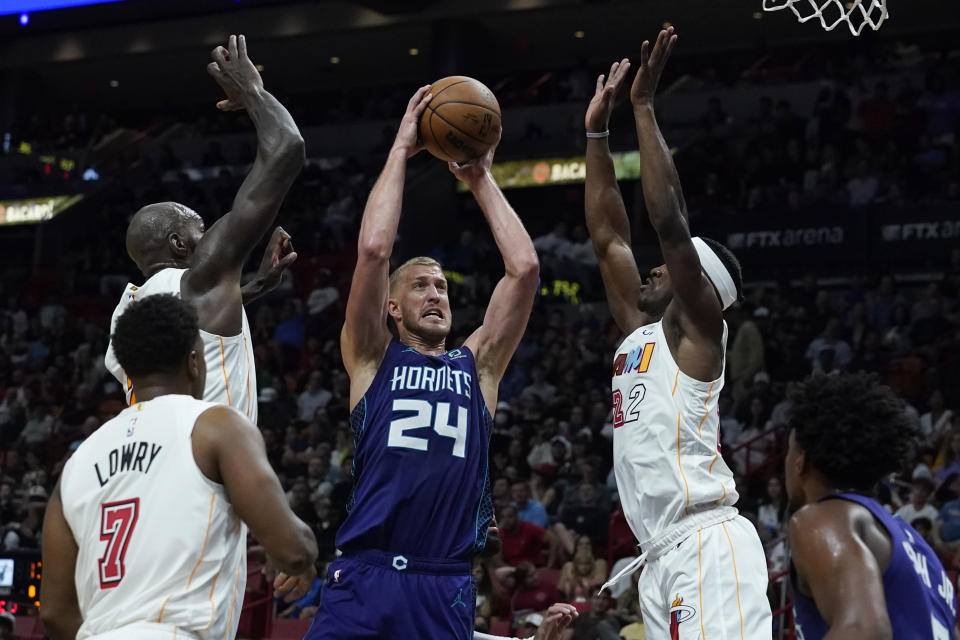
[450,587,467,608]
[669,594,696,639]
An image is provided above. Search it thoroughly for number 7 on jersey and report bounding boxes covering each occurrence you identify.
[99,498,140,589]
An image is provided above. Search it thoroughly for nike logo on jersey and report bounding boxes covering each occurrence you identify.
[94,441,163,487]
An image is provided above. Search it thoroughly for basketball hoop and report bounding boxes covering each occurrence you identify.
[762,0,889,36]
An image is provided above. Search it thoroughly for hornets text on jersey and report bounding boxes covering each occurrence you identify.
[335,339,494,561]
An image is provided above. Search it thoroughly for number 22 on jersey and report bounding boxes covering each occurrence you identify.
[99,498,139,589]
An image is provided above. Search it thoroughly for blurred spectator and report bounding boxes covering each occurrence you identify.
[510,561,563,614]
[515,612,543,639]
[557,535,607,603]
[566,592,622,640]
[935,432,960,484]
[512,480,549,529]
[728,306,766,405]
[921,390,954,449]
[757,476,788,538]
[306,270,340,319]
[298,370,332,422]
[895,478,938,524]
[805,318,852,373]
[498,505,556,567]
[937,491,960,545]
[559,482,609,544]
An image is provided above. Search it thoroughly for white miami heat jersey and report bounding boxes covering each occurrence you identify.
[611,320,738,546]
[104,267,258,424]
[60,395,248,640]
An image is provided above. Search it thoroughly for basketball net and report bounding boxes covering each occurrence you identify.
[762,0,888,36]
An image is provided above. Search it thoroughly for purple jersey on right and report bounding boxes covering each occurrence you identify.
[791,492,957,639]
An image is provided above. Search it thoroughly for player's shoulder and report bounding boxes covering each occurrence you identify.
[196,402,251,428]
[789,499,868,548]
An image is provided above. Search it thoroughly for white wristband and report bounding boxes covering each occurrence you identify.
[586,130,610,138]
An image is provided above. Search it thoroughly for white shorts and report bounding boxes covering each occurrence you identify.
[638,515,772,640]
[84,623,200,640]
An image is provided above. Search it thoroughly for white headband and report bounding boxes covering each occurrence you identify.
[692,237,737,310]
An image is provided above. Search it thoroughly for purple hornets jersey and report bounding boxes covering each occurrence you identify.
[792,493,957,639]
[336,340,494,561]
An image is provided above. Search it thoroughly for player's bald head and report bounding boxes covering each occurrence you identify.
[126,202,204,275]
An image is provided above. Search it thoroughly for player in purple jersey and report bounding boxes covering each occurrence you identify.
[293,86,539,640]
[786,373,958,639]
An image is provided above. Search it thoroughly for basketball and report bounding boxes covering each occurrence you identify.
[419,76,501,164]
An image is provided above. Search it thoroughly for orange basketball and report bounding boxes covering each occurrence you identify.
[418,76,501,164]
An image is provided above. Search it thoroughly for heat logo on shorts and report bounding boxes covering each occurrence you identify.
[669,594,696,639]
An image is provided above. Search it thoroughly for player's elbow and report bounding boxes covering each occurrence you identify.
[357,238,391,263]
[831,620,892,640]
[40,606,79,640]
[510,250,540,285]
[274,134,305,171]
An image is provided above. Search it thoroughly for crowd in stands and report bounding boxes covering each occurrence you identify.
[0,33,959,640]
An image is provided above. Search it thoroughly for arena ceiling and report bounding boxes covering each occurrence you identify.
[0,0,957,110]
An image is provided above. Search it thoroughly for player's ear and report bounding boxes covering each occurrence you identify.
[794,448,807,478]
[386,298,402,323]
[169,232,188,257]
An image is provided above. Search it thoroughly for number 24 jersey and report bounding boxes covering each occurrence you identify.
[336,340,494,561]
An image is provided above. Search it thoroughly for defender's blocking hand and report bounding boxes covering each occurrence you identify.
[207,35,264,112]
[255,226,297,294]
[630,27,678,108]
[585,58,631,133]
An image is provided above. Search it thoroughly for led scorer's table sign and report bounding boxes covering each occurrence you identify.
[0,195,83,226]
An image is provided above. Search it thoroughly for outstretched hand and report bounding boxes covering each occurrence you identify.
[448,127,502,188]
[393,85,433,158]
[630,26,678,108]
[585,58,631,133]
[207,34,264,112]
[257,226,297,292]
[534,603,579,640]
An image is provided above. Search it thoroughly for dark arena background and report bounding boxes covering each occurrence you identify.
[1,0,959,638]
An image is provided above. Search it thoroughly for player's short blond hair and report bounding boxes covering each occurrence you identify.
[388,256,443,294]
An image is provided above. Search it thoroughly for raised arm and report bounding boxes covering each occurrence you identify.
[584,58,650,335]
[183,36,304,326]
[341,86,432,385]
[630,28,721,333]
[458,141,540,409]
[39,481,83,640]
